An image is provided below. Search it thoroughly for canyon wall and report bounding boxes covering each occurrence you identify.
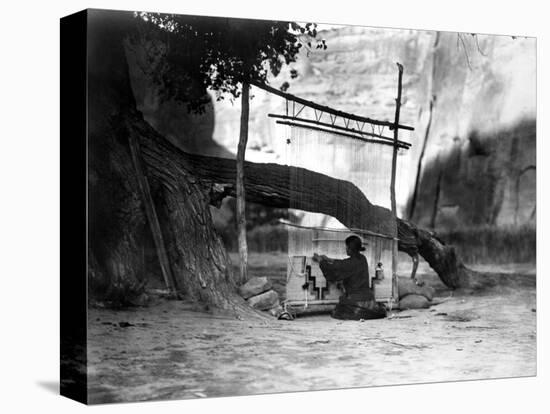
[409,32,536,229]
[212,26,535,229]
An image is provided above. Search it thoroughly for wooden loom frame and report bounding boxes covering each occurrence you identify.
[255,63,411,310]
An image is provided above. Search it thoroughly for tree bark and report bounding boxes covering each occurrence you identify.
[236,82,250,284]
[86,10,264,317]
[127,127,177,294]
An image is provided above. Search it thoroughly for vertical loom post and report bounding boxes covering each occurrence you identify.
[390,63,404,304]
[236,82,250,284]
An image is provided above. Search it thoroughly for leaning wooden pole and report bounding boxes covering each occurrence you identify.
[236,82,250,284]
[390,63,404,304]
[127,127,177,295]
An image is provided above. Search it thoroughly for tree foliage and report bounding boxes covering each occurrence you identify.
[132,12,326,112]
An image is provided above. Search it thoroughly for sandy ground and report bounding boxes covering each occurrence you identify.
[87,256,536,404]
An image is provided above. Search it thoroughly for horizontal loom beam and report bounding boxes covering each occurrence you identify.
[268,113,411,149]
[278,219,398,241]
[276,120,411,150]
[250,80,415,132]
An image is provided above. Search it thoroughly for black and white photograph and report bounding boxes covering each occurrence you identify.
[58,7,539,404]
[1,1,548,412]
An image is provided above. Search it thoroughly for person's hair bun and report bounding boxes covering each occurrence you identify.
[345,235,365,252]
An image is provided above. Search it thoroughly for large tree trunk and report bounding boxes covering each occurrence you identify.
[87,10,260,316]
[136,143,476,289]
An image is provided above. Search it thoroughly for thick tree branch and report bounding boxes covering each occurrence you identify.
[134,121,473,289]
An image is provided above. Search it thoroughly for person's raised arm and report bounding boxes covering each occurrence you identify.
[313,253,334,264]
[318,256,356,281]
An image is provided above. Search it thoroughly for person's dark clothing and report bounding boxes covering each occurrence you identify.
[319,253,373,300]
[330,296,386,320]
[319,253,386,320]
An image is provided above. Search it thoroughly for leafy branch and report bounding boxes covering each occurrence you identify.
[131,12,326,113]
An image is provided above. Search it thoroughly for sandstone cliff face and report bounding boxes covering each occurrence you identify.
[409,32,535,229]
[212,27,536,229]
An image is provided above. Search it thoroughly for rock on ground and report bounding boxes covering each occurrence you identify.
[247,289,279,311]
[399,294,431,310]
[238,277,272,300]
[398,278,435,301]
[268,305,284,318]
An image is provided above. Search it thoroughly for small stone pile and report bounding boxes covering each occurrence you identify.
[397,278,436,309]
[238,277,281,316]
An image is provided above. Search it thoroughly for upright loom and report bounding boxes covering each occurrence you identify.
[254,64,412,314]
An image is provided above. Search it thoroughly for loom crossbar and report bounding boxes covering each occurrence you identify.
[276,120,411,150]
[279,219,398,241]
[250,80,414,132]
[269,114,411,149]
